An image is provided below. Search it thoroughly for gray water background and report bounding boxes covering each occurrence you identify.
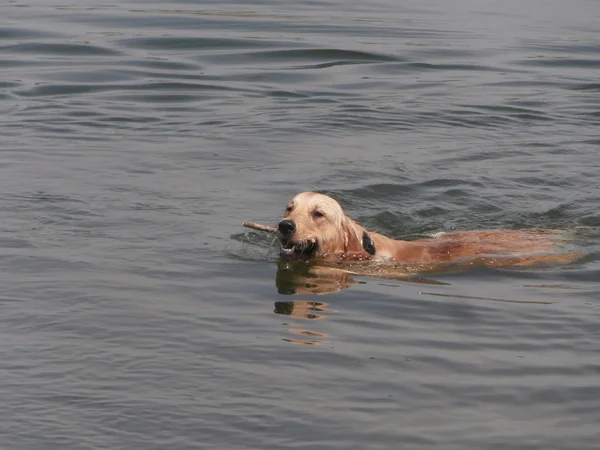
[2,0,600,449]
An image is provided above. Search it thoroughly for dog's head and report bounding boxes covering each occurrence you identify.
[277,192,375,259]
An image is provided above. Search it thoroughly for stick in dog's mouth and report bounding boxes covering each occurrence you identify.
[242,221,318,257]
[242,221,276,233]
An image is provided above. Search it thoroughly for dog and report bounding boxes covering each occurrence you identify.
[276,191,578,268]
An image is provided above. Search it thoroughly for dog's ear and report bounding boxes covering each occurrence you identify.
[343,218,374,256]
[342,218,362,253]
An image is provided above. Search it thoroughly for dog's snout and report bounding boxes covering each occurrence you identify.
[278,219,296,235]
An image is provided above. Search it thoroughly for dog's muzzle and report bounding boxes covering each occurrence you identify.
[279,238,317,257]
[277,219,317,257]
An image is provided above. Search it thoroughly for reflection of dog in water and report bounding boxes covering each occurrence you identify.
[273,298,333,318]
[273,298,332,345]
[276,261,358,295]
[277,192,581,269]
[275,260,450,295]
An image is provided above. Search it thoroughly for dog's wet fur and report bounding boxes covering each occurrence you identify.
[276,192,580,268]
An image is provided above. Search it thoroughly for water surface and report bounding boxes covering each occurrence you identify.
[1,0,599,449]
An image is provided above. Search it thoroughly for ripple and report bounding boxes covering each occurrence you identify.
[15,81,257,98]
[517,57,600,68]
[570,83,600,91]
[520,41,600,56]
[3,42,122,56]
[117,36,275,50]
[0,26,64,40]
[202,47,399,66]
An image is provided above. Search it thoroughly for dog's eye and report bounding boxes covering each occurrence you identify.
[312,210,325,219]
[285,205,293,213]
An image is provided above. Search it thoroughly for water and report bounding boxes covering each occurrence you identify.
[1,0,599,448]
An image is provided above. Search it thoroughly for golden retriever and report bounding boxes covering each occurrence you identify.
[277,191,578,268]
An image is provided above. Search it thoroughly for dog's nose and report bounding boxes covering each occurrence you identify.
[278,219,296,235]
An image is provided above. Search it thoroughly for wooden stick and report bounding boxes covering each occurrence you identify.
[243,221,277,233]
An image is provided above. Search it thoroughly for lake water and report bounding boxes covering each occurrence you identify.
[2,0,599,449]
